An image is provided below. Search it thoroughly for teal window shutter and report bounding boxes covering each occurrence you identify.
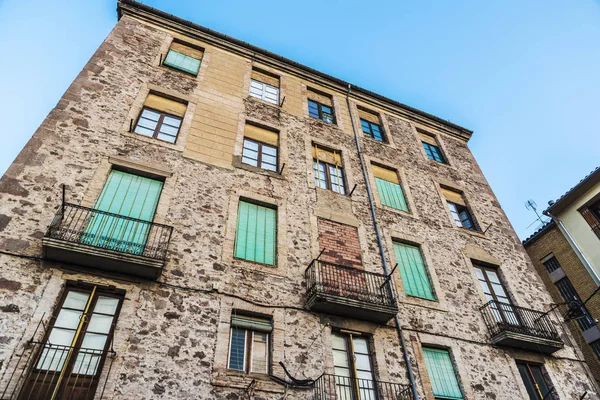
[84,170,163,255]
[164,50,201,75]
[422,348,464,399]
[235,201,276,265]
[375,177,408,211]
[393,242,435,300]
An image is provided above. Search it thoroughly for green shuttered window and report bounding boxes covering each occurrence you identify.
[375,178,408,211]
[422,348,464,400]
[235,201,277,265]
[393,242,435,300]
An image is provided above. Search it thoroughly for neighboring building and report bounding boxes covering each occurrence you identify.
[0,1,597,399]
[524,167,600,384]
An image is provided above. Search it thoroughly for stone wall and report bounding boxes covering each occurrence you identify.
[0,2,597,399]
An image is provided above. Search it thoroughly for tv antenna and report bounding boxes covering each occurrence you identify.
[525,199,549,230]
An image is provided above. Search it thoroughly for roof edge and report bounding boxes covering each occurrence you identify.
[545,166,600,215]
[117,0,473,139]
[522,220,555,246]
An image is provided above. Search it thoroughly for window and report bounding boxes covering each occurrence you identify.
[372,164,408,211]
[579,200,600,240]
[332,332,376,399]
[441,187,477,230]
[394,242,435,300]
[542,255,562,273]
[358,108,385,142]
[590,340,600,361]
[422,347,463,400]
[241,123,279,172]
[307,89,335,123]
[22,283,124,399]
[555,277,595,331]
[312,144,345,194]
[134,93,186,143]
[83,170,163,255]
[234,200,277,265]
[421,132,446,163]
[228,315,272,374]
[249,69,280,105]
[163,41,203,75]
[517,362,554,400]
[474,264,519,325]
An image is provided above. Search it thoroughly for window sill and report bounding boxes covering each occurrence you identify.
[120,130,184,152]
[307,115,337,128]
[232,157,285,180]
[314,186,348,198]
[362,134,394,148]
[456,226,488,240]
[376,204,417,220]
[397,296,448,313]
[233,256,277,269]
[213,369,286,394]
[160,63,199,79]
[246,95,281,109]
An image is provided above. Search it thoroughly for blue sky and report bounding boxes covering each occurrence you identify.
[0,0,599,239]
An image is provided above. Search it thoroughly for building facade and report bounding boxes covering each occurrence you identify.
[524,168,600,385]
[0,1,597,399]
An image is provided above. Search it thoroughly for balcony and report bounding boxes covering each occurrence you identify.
[305,260,398,324]
[480,300,564,354]
[42,202,173,279]
[0,340,115,400]
[313,374,413,400]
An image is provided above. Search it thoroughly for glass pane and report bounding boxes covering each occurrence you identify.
[250,332,268,373]
[262,145,277,156]
[159,124,180,136]
[333,349,349,367]
[157,133,177,143]
[37,346,69,371]
[81,333,108,350]
[48,328,76,346]
[54,309,82,330]
[134,125,155,137]
[353,337,369,353]
[73,352,102,376]
[261,161,277,172]
[262,154,277,165]
[228,327,246,371]
[162,115,181,127]
[87,314,114,334]
[141,109,161,121]
[242,156,259,167]
[355,354,372,371]
[63,291,90,310]
[332,333,347,350]
[94,296,119,315]
[244,139,259,151]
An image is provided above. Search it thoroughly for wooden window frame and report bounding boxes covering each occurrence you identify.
[360,118,386,142]
[134,106,183,144]
[242,137,279,172]
[313,159,346,194]
[249,79,280,105]
[332,331,377,397]
[308,99,336,124]
[516,361,556,400]
[227,327,271,374]
[447,201,477,231]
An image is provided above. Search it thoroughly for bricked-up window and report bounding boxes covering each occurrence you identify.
[317,218,362,269]
[516,362,555,400]
[542,255,562,273]
[134,93,186,143]
[22,283,124,399]
[228,315,272,374]
[422,347,464,400]
[307,88,335,123]
[421,132,446,163]
[313,144,345,194]
[163,40,203,75]
[579,199,600,240]
[372,164,408,211]
[234,200,277,265]
[358,107,385,142]
[249,69,280,105]
[441,187,477,231]
[332,332,376,399]
[393,242,435,300]
[554,277,595,331]
[242,123,278,172]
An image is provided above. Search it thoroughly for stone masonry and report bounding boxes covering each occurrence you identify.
[0,1,598,399]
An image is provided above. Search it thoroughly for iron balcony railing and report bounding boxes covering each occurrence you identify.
[305,260,397,309]
[0,341,116,400]
[313,374,413,400]
[45,202,173,261]
[480,300,561,342]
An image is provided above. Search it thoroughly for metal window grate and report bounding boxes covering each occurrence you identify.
[542,256,562,273]
[555,278,596,331]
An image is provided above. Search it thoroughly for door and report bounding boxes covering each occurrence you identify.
[82,170,163,255]
[474,265,519,326]
[332,332,376,400]
[20,285,123,400]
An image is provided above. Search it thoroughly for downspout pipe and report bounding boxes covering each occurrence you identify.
[346,84,420,400]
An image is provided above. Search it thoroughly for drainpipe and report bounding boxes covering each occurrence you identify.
[544,211,600,286]
[345,84,420,400]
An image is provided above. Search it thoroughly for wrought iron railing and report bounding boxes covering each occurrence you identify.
[45,202,173,261]
[0,341,116,400]
[480,300,562,342]
[313,374,413,400]
[305,260,397,308]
